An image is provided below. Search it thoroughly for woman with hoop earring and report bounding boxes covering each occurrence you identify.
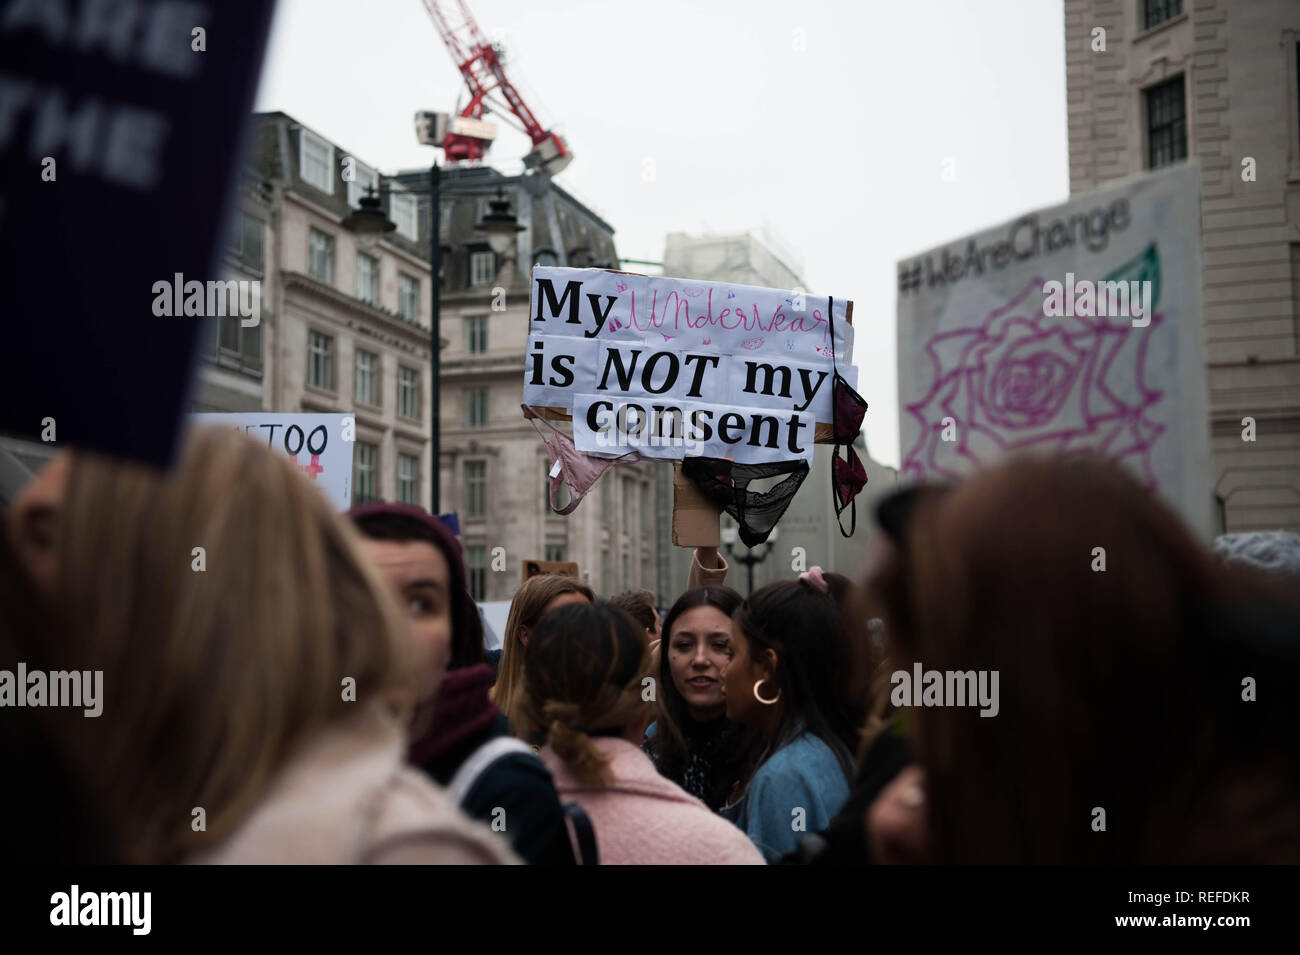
[719,568,857,861]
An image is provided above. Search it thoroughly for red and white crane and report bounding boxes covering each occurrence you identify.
[420,0,573,175]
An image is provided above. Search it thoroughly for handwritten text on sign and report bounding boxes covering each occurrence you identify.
[191,413,354,510]
[524,268,857,463]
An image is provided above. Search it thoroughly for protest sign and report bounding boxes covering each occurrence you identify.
[0,1,276,467]
[897,162,1213,537]
[191,413,354,511]
[524,268,857,465]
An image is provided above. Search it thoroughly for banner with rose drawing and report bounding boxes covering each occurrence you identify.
[896,162,1214,538]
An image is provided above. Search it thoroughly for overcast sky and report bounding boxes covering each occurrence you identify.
[254,0,1069,467]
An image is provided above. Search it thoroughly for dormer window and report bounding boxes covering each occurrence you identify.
[300,129,333,194]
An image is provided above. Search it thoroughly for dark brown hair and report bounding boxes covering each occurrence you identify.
[608,589,658,636]
[871,453,1300,863]
[520,602,652,787]
[733,579,858,787]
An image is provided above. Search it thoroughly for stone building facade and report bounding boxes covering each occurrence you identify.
[193,113,666,601]
[1064,0,1300,531]
[192,112,437,510]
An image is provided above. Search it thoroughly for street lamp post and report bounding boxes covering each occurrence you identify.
[476,186,527,262]
[721,520,780,596]
[428,161,441,514]
[347,169,524,516]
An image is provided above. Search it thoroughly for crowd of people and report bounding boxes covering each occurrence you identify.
[4,425,1299,864]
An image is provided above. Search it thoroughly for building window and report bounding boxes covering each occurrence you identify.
[398,366,420,419]
[470,250,495,286]
[227,209,265,271]
[390,191,418,241]
[397,453,419,505]
[309,228,334,283]
[466,545,486,601]
[355,349,379,407]
[398,273,420,322]
[353,441,378,505]
[300,129,333,194]
[217,316,262,373]
[347,161,378,209]
[356,252,379,305]
[307,330,334,390]
[533,248,558,268]
[622,553,629,589]
[466,387,489,428]
[641,482,651,535]
[622,477,632,527]
[1145,75,1187,170]
[1142,0,1182,31]
[200,315,218,357]
[545,544,565,562]
[465,460,487,518]
[465,314,488,354]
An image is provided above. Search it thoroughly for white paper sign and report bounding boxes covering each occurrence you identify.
[191,413,355,510]
[525,267,858,464]
[896,163,1213,537]
[570,393,820,463]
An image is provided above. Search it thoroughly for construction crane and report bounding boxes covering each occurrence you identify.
[420,0,573,175]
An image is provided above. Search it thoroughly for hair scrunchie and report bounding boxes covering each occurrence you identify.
[799,565,829,594]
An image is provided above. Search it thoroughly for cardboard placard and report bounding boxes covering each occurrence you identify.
[671,461,720,547]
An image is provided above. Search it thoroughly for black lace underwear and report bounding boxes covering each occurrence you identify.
[681,457,810,548]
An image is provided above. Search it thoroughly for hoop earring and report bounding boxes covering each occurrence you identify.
[753,679,781,705]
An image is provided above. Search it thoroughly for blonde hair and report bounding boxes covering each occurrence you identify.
[491,573,593,734]
[53,426,414,863]
[518,602,652,787]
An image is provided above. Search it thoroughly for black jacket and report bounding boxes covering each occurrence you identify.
[421,712,575,866]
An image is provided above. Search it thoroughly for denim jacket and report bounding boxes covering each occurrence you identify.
[720,731,851,862]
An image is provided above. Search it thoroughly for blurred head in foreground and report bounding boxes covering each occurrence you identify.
[866,453,1300,863]
[7,426,415,863]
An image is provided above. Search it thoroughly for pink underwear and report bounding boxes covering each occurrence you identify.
[523,405,641,515]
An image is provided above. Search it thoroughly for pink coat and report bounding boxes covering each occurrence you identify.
[541,737,765,865]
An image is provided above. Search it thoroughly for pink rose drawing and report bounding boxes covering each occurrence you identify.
[902,274,1165,487]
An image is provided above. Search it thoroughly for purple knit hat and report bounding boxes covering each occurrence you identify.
[347,501,484,668]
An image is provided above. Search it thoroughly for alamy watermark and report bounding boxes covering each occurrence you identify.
[1,663,102,717]
[890,663,999,717]
[1042,273,1151,328]
[50,885,150,935]
[151,273,260,327]
[591,403,705,456]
